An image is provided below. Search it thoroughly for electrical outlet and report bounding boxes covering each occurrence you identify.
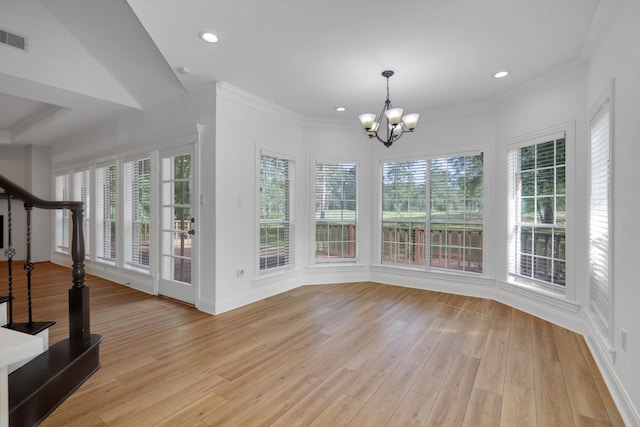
[621,328,627,351]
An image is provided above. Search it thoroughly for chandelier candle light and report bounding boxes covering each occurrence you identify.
[359,70,420,148]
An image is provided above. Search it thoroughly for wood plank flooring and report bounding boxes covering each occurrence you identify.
[2,262,625,426]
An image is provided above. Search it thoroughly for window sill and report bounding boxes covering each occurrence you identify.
[497,279,579,313]
[253,268,299,288]
[370,264,494,286]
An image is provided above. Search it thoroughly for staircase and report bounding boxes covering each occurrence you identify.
[1,175,102,427]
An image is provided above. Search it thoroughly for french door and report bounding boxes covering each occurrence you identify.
[158,146,196,304]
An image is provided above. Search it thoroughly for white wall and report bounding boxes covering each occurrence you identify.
[587,1,640,422]
[212,83,306,313]
[0,146,28,259]
[0,145,52,262]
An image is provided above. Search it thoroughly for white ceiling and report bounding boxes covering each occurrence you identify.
[0,0,603,147]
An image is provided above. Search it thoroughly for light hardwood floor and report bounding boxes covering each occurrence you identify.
[3,262,625,426]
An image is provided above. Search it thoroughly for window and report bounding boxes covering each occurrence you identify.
[124,157,151,270]
[382,160,427,266]
[54,174,69,253]
[314,161,357,262]
[95,163,117,263]
[259,153,294,272]
[430,154,483,272]
[73,169,91,258]
[589,101,611,333]
[508,134,566,289]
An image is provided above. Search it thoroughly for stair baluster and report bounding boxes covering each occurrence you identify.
[4,196,15,327]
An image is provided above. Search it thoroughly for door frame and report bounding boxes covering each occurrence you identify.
[155,143,199,305]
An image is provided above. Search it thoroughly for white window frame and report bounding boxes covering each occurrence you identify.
[506,123,575,299]
[257,149,295,275]
[95,161,118,265]
[72,169,91,260]
[124,155,152,272]
[313,158,358,264]
[54,173,70,254]
[378,150,484,274]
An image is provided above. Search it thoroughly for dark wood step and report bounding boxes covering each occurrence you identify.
[3,321,56,335]
[8,334,103,427]
[0,295,10,303]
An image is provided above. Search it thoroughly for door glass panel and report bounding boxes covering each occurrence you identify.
[162,154,192,285]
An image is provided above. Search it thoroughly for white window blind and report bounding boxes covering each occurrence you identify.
[55,174,69,253]
[259,153,294,271]
[73,169,91,258]
[95,164,117,263]
[430,154,483,272]
[381,160,427,266]
[589,102,611,332]
[124,158,151,270]
[509,136,566,290]
[314,161,357,262]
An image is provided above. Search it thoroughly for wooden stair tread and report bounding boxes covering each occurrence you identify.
[8,334,102,427]
[4,321,56,336]
[0,295,11,304]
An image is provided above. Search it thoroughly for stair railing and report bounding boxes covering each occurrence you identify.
[0,174,90,348]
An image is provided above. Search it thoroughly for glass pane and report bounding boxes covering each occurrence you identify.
[521,198,535,223]
[465,199,483,222]
[466,248,482,273]
[554,229,566,261]
[556,138,566,165]
[556,166,566,195]
[521,171,535,197]
[533,228,553,258]
[554,260,566,286]
[536,197,554,224]
[537,141,555,168]
[520,254,533,277]
[536,169,555,196]
[174,181,191,205]
[556,196,566,225]
[534,256,551,283]
[520,146,536,170]
[520,226,533,254]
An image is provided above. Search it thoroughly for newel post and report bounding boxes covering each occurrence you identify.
[69,208,91,348]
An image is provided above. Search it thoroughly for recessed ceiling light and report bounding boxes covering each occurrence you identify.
[493,70,510,79]
[335,107,346,112]
[199,31,219,43]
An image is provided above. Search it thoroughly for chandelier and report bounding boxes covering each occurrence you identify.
[359,70,420,148]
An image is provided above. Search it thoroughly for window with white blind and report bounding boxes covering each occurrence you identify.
[508,134,566,290]
[124,157,151,270]
[430,154,483,272]
[589,101,612,334]
[259,153,294,272]
[314,161,357,262]
[54,174,70,253]
[382,160,428,266]
[95,163,117,264]
[73,169,91,258]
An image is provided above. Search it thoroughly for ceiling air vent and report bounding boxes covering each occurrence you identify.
[0,28,26,50]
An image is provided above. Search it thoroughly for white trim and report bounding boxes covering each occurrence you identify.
[217,81,304,124]
[504,121,576,300]
[497,279,579,313]
[581,0,621,65]
[584,322,640,427]
[309,156,360,266]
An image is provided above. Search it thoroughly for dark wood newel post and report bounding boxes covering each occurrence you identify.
[69,208,91,347]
